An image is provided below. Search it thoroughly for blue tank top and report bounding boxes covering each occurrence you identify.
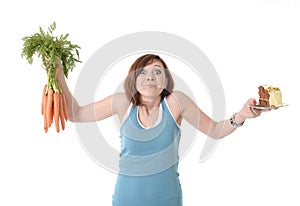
[112,98,182,206]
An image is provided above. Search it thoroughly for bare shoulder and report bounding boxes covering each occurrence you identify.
[169,90,185,99]
[165,91,186,124]
[167,90,190,105]
[112,92,130,102]
[167,91,196,112]
[112,92,130,108]
[111,93,131,116]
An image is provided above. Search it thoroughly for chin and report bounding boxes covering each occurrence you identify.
[140,93,161,98]
[139,88,163,96]
[139,91,163,99]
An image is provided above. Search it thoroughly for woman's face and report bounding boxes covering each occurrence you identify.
[135,60,167,99]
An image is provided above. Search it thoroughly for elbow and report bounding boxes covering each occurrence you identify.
[206,121,225,140]
[206,132,223,140]
[209,134,225,140]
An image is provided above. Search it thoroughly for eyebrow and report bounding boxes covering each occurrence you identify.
[144,64,162,69]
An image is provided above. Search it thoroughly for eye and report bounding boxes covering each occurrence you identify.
[138,69,146,75]
[154,69,162,75]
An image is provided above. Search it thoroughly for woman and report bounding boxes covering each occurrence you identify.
[52,54,262,206]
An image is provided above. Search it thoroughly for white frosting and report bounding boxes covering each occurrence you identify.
[269,89,282,107]
[260,85,282,107]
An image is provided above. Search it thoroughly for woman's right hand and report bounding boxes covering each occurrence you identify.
[41,58,64,78]
[41,61,47,71]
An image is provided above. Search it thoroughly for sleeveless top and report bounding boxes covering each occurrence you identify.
[112,98,182,206]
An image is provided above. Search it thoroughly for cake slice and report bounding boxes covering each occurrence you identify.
[258,85,282,107]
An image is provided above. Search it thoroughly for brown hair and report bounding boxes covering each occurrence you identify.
[123,54,174,106]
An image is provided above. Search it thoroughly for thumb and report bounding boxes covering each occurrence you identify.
[248,98,257,106]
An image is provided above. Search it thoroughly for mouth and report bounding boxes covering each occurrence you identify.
[143,84,157,88]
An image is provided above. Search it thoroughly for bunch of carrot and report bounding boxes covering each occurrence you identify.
[21,22,81,133]
[42,85,68,133]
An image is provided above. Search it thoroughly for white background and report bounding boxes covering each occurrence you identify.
[1,0,300,205]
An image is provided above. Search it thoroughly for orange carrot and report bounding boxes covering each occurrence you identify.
[41,87,68,133]
[61,93,68,121]
[59,93,65,130]
[43,92,48,133]
[41,85,47,115]
[42,85,48,132]
[53,92,60,133]
[46,88,54,128]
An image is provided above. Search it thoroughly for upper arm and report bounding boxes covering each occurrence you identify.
[74,93,130,122]
[171,91,215,135]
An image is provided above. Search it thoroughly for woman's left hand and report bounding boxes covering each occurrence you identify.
[239,98,265,119]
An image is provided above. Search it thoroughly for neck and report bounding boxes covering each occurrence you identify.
[139,96,161,110]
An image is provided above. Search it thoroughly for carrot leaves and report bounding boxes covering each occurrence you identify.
[21,22,81,93]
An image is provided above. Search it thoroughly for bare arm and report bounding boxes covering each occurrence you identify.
[53,62,129,122]
[172,91,261,139]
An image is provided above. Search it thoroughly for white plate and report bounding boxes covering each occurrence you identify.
[249,103,288,110]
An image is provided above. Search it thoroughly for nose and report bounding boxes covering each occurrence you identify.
[147,77,154,81]
[146,73,155,81]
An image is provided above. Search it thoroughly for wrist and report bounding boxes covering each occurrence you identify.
[230,113,245,128]
[234,112,246,125]
[55,67,64,80]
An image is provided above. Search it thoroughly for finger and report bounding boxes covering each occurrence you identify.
[249,106,256,115]
[250,98,256,105]
[41,62,48,71]
[246,98,257,108]
[249,106,262,117]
